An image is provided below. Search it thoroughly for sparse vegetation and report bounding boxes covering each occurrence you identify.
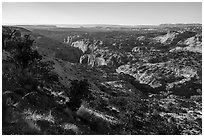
[2,24,202,135]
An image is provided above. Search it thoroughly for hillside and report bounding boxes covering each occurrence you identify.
[2,25,202,135]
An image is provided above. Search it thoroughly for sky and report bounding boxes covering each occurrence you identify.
[2,2,202,25]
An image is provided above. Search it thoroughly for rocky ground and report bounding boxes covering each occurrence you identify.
[2,24,202,135]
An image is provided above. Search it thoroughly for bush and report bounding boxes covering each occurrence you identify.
[66,79,91,111]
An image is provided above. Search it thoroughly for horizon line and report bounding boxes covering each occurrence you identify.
[2,22,202,26]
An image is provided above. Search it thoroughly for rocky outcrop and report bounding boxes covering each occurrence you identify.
[80,54,107,67]
[64,37,99,54]
[63,36,73,45]
[153,31,178,44]
[105,52,129,67]
[116,61,200,95]
[94,57,107,66]
[170,34,202,53]
[136,36,146,41]
[80,54,95,67]
[71,40,89,53]
[132,46,147,52]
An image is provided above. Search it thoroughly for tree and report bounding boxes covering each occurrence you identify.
[66,79,91,111]
[3,27,42,70]
[2,27,43,93]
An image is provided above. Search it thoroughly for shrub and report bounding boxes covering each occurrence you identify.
[66,79,91,111]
